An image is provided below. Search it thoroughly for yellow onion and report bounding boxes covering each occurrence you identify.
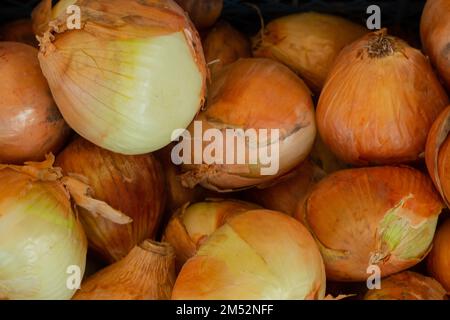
[163,199,260,270]
[244,160,325,216]
[180,58,316,192]
[428,219,450,292]
[298,166,443,282]
[364,271,447,300]
[33,0,207,155]
[0,20,38,47]
[252,12,366,93]
[203,21,252,75]
[175,0,223,30]
[0,42,70,164]
[74,240,175,300]
[421,0,450,91]
[317,30,449,166]
[172,210,326,299]
[0,155,129,299]
[55,137,165,263]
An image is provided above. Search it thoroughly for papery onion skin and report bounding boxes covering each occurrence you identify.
[0,42,70,164]
[428,219,450,292]
[172,210,326,300]
[181,58,316,192]
[0,168,87,300]
[298,166,443,282]
[74,240,176,300]
[421,0,450,91]
[163,199,260,270]
[252,12,366,93]
[175,0,223,30]
[0,20,38,47]
[317,30,449,166]
[55,137,165,263]
[203,21,252,75]
[36,0,207,155]
[364,271,447,300]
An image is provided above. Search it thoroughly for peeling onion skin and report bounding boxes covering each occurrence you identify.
[175,0,223,30]
[421,0,450,91]
[298,166,443,282]
[428,219,450,292]
[317,30,449,166]
[55,137,165,263]
[364,271,447,300]
[0,42,71,164]
[181,58,316,192]
[172,210,326,300]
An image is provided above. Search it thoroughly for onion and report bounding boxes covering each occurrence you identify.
[175,0,223,30]
[55,136,165,263]
[0,20,38,47]
[298,166,443,282]
[203,21,252,75]
[244,160,325,216]
[172,210,326,299]
[0,155,129,299]
[364,271,447,300]
[252,12,366,93]
[163,199,260,270]
[33,0,207,155]
[180,58,316,192]
[421,0,450,91]
[74,240,175,300]
[427,219,450,292]
[0,42,70,164]
[317,30,449,165]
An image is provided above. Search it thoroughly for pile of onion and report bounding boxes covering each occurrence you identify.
[0,20,38,47]
[203,21,252,75]
[175,0,223,30]
[364,271,447,300]
[297,166,443,282]
[0,155,129,300]
[252,12,366,93]
[427,219,450,292]
[180,58,316,192]
[317,30,449,165]
[56,137,165,263]
[172,210,326,299]
[74,240,176,300]
[33,0,207,155]
[0,42,70,164]
[163,199,259,270]
[421,0,450,90]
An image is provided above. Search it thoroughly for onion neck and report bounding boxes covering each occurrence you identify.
[366,31,397,58]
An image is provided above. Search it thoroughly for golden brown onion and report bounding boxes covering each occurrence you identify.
[317,30,449,166]
[73,240,175,300]
[55,137,165,263]
[0,42,70,164]
[180,58,316,192]
[172,210,326,299]
[427,219,450,292]
[298,166,443,282]
[364,271,447,300]
[163,199,259,270]
[203,21,251,75]
[252,12,366,93]
[421,0,450,91]
[0,20,38,47]
[175,0,223,30]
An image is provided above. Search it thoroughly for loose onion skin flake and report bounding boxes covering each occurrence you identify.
[298,166,443,282]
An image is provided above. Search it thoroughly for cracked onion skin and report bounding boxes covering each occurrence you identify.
[428,219,450,292]
[55,137,165,263]
[297,166,443,282]
[421,0,450,91]
[180,58,316,192]
[172,210,326,300]
[0,42,70,164]
[364,271,447,300]
[317,30,449,166]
